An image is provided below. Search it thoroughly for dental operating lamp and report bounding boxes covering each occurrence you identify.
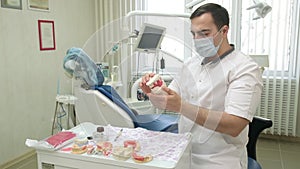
[247,0,272,20]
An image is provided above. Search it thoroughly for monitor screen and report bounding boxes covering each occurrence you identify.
[135,23,166,53]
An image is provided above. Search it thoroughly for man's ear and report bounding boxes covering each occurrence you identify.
[222,25,229,34]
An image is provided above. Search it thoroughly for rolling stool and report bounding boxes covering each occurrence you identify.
[52,95,77,135]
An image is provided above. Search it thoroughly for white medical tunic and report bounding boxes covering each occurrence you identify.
[168,49,263,169]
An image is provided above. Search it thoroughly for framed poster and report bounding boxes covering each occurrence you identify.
[28,0,49,11]
[38,20,56,51]
[1,0,22,9]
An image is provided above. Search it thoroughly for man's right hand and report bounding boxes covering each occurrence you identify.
[139,73,156,94]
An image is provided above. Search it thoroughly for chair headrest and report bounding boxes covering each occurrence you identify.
[63,47,104,87]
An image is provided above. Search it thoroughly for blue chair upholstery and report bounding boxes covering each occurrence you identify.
[94,85,179,133]
[248,157,262,169]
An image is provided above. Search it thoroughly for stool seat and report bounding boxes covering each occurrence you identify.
[56,95,77,104]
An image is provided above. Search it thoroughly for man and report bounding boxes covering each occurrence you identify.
[140,3,263,169]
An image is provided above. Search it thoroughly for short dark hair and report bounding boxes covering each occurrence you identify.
[190,3,229,30]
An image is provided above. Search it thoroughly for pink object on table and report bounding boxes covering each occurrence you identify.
[45,131,76,148]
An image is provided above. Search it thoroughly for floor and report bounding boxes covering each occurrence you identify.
[5,136,300,169]
[256,136,300,169]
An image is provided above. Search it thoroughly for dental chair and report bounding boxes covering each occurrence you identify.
[63,47,179,133]
[247,116,273,169]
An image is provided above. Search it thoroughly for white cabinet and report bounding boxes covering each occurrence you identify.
[36,122,191,169]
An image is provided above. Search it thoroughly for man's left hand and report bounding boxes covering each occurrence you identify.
[147,86,182,112]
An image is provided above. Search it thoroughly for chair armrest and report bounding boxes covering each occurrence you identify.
[247,116,273,160]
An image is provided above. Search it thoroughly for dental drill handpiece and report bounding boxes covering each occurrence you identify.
[146,74,167,95]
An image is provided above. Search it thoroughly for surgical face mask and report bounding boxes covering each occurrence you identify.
[193,31,223,58]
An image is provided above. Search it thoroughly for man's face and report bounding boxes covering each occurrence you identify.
[190,13,224,46]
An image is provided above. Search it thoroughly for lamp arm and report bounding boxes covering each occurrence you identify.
[185,0,205,9]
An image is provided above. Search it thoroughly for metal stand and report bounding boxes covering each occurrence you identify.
[51,95,77,135]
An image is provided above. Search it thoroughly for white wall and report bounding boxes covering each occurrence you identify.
[0,0,96,165]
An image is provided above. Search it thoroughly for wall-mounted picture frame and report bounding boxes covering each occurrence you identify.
[38,20,56,51]
[1,0,22,10]
[28,0,49,11]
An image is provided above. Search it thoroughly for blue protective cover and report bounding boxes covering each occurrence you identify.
[63,47,104,87]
